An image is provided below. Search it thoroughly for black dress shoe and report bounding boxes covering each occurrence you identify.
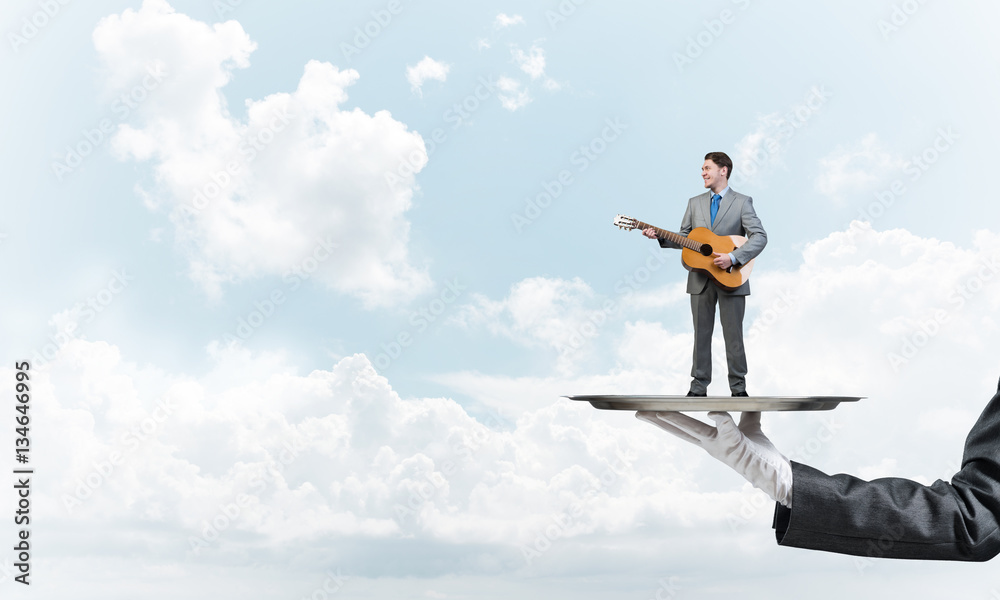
[731,391,749,397]
[686,391,706,397]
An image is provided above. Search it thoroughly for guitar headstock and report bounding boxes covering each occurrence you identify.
[613,214,638,231]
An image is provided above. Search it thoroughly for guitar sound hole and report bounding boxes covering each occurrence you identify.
[699,244,712,257]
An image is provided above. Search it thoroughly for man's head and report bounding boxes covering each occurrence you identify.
[702,152,733,192]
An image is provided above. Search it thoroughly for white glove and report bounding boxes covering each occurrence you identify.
[636,411,793,508]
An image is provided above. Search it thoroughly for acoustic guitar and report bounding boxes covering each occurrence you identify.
[613,214,755,291]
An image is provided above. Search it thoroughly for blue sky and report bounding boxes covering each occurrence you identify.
[3,0,1000,598]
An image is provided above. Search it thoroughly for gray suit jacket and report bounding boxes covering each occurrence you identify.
[658,189,767,296]
[773,378,1000,561]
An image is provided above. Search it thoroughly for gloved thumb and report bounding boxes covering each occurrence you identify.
[707,411,742,446]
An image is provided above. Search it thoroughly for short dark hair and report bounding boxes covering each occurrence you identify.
[704,152,733,180]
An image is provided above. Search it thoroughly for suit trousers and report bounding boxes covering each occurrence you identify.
[689,283,747,395]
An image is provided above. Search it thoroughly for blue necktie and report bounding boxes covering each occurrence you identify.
[710,193,721,226]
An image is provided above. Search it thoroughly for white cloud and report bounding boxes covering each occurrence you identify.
[480,44,561,109]
[437,224,1000,489]
[729,86,832,187]
[406,56,451,96]
[26,223,1000,591]
[730,112,789,186]
[95,0,431,307]
[816,133,908,203]
[512,44,562,91]
[496,76,532,111]
[452,277,614,375]
[494,13,525,29]
[512,45,546,79]
[30,334,742,583]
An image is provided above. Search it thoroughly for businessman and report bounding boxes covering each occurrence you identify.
[643,152,766,397]
[635,376,1000,561]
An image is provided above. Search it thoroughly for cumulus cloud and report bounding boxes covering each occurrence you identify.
[30,335,745,584]
[438,224,1000,484]
[406,56,450,96]
[816,133,908,203]
[28,223,1000,592]
[511,44,561,91]
[452,277,617,375]
[494,13,525,29]
[496,76,532,111]
[512,45,546,79]
[490,44,562,112]
[729,86,832,187]
[95,0,431,306]
[730,113,791,186]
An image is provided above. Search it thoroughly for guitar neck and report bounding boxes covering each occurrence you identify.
[633,220,702,251]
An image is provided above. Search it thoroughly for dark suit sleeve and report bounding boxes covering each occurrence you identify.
[658,200,694,250]
[772,382,1000,561]
[730,197,766,267]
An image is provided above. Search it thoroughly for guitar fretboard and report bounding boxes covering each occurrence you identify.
[631,220,703,252]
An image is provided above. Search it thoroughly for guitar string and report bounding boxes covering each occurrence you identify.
[632,220,702,251]
[617,218,751,284]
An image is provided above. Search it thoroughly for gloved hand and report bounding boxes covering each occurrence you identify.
[636,411,793,507]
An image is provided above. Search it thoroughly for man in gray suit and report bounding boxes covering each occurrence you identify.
[643,152,767,396]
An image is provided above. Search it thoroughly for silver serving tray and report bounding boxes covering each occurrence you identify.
[566,395,863,412]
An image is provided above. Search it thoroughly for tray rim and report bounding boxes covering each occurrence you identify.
[565,395,864,400]
[564,395,864,412]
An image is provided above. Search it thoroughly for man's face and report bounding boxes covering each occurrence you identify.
[702,159,728,190]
